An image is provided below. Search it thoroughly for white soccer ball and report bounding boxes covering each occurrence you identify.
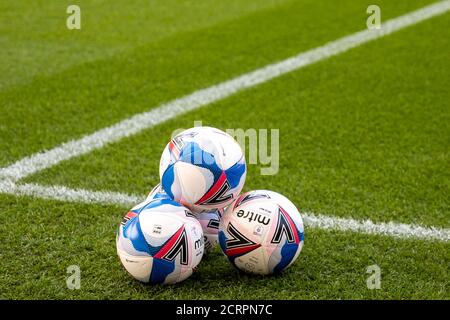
[194,209,223,254]
[218,190,304,275]
[117,197,204,284]
[159,126,246,213]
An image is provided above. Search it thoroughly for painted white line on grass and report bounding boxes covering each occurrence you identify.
[1,1,449,182]
[0,181,141,208]
[1,182,449,242]
[303,213,450,242]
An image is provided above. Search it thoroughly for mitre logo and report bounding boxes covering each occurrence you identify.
[236,209,270,225]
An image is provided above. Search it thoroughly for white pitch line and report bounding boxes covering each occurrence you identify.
[303,213,450,242]
[0,181,141,208]
[1,1,449,182]
[1,181,449,242]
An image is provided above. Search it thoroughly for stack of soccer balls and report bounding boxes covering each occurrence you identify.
[116,127,305,284]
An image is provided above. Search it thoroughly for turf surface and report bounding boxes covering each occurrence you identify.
[0,194,448,299]
[0,0,435,167]
[0,0,449,299]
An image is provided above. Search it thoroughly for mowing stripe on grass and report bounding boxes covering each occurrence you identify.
[1,181,449,242]
[1,1,449,183]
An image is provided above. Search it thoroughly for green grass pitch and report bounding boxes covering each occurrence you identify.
[0,0,449,299]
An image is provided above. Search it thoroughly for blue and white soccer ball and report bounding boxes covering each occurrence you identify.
[218,190,304,275]
[159,127,246,213]
[116,195,204,284]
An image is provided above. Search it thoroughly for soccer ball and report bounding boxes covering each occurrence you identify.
[159,126,246,213]
[194,209,223,254]
[117,197,204,284]
[218,190,304,275]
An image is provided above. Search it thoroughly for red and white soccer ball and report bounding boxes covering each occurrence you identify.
[218,190,304,275]
[159,126,246,213]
